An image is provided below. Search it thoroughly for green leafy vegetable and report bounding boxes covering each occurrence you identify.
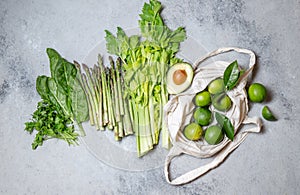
[46,77,71,117]
[25,100,79,150]
[36,75,50,100]
[215,112,234,141]
[25,49,89,149]
[105,0,186,156]
[71,76,90,126]
[223,60,240,90]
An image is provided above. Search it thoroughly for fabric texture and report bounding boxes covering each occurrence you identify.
[164,47,262,185]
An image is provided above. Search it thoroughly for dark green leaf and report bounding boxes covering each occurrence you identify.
[36,75,50,100]
[25,122,35,134]
[70,76,89,124]
[223,60,240,90]
[25,100,78,150]
[215,112,234,141]
[47,77,71,116]
[47,48,62,78]
[53,60,77,94]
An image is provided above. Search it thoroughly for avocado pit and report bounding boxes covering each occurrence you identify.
[173,69,187,85]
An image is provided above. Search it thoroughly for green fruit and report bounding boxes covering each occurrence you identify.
[204,125,224,145]
[195,91,211,107]
[193,107,212,126]
[167,63,194,94]
[208,78,225,95]
[262,106,277,121]
[183,123,203,141]
[248,83,267,102]
[212,93,232,112]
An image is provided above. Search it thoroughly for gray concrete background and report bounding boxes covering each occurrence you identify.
[1,0,299,194]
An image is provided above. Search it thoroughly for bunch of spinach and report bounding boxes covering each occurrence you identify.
[25,48,89,149]
[105,0,186,156]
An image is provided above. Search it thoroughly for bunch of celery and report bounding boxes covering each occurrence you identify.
[105,0,186,156]
[74,56,133,140]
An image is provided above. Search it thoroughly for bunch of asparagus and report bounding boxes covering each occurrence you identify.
[74,56,133,140]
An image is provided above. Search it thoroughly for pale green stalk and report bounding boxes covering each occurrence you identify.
[123,98,133,135]
[106,68,114,130]
[161,65,171,149]
[93,64,104,130]
[137,103,153,157]
[98,55,109,126]
[82,74,98,127]
[83,64,101,129]
[115,58,125,116]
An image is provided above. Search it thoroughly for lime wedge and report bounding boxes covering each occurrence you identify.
[262,106,277,121]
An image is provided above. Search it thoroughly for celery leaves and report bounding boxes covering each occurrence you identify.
[105,0,186,156]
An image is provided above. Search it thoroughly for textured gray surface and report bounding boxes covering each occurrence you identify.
[1,0,300,194]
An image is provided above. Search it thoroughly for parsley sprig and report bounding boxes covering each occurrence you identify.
[25,100,79,150]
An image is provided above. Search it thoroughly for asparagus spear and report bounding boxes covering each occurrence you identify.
[116,58,134,136]
[74,61,96,127]
[92,64,104,130]
[98,55,109,126]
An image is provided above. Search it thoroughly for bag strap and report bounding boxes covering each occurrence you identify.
[194,47,256,83]
[164,47,260,185]
[164,116,262,185]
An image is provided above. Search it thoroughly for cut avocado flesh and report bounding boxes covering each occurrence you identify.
[167,63,194,94]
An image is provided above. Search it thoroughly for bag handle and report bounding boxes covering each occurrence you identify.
[164,117,262,185]
[164,47,260,185]
[194,47,256,83]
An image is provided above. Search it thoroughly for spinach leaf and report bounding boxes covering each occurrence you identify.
[71,75,89,124]
[215,112,234,141]
[223,60,240,90]
[46,48,88,124]
[47,48,62,77]
[54,60,77,94]
[36,75,50,100]
[47,77,71,117]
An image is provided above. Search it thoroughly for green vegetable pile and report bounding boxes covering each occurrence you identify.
[74,57,134,140]
[25,0,276,156]
[25,0,187,156]
[105,0,186,156]
[25,49,89,149]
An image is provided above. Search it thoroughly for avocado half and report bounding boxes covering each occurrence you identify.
[166,62,194,94]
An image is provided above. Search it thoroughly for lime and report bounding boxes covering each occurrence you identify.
[208,78,225,95]
[248,83,267,102]
[204,125,224,145]
[262,106,277,121]
[194,91,211,107]
[193,107,212,126]
[183,123,203,141]
[212,93,232,112]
